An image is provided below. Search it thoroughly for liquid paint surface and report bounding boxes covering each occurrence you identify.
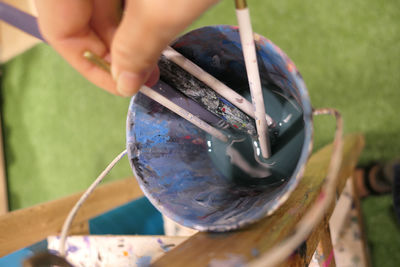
[207,87,303,184]
[126,25,313,231]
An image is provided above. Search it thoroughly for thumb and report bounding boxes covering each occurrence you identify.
[111,0,219,97]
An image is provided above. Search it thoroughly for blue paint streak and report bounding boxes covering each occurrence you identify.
[136,255,152,267]
[135,116,170,145]
[67,244,78,253]
[251,248,260,257]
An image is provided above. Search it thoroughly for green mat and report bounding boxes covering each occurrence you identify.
[1,0,399,266]
[1,46,132,209]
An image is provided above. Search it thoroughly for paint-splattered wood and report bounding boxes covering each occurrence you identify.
[154,134,364,267]
[285,216,332,267]
[0,177,143,257]
[351,175,372,267]
[315,220,336,266]
[47,235,189,266]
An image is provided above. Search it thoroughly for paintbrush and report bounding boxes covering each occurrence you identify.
[158,55,258,136]
[162,46,275,127]
[0,2,275,149]
[0,2,231,142]
[235,0,271,158]
[84,52,229,143]
[0,1,275,142]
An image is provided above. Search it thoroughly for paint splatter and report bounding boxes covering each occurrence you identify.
[318,191,326,201]
[136,255,152,267]
[67,244,78,253]
[47,249,59,255]
[209,253,246,267]
[157,238,175,252]
[251,248,260,257]
[83,236,90,248]
[322,250,334,267]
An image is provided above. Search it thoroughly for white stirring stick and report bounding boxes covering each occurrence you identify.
[162,46,275,126]
[139,86,228,142]
[84,51,228,143]
[235,0,271,158]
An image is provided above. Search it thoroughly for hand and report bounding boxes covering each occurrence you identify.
[35,0,218,96]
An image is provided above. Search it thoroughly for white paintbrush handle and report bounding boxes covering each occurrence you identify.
[236,7,271,158]
[163,46,253,117]
[140,86,229,143]
[162,46,274,126]
[83,51,228,143]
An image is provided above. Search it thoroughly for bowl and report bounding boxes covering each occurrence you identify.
[126,25,313,231]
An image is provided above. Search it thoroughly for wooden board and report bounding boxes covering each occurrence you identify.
[0,177,143,256]
[153,134,364,266]
[351,175,372,267]
[285,216,334,267]
[47,235,189,266]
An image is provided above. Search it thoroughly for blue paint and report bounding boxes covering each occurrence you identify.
[48,249,59,255]
[83,236,90,248]
[67,244,78,253]
[157,238,173,252]
[135,117,170,145]
[127,26,313,232]
[136,255,152,267]
[251,248,260,257]
[219,97,236,108]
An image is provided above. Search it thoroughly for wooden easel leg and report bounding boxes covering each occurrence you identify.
[351,174,372,267]
[316,218,336,267]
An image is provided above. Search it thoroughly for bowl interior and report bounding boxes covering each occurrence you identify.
[126,25,313,231]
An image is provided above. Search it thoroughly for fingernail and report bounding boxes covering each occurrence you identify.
[116,71,144,97]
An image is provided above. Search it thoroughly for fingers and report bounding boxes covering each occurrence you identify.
[35,0,218,96]
[35,0,92,40]
[35,0,120,94]
[111,0,219,96]
[90,0,122,46]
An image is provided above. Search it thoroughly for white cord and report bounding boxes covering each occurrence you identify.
[249,108,343,267]
[59,149,127,256]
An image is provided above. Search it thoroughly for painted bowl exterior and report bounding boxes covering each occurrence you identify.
[126,25,313,231]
